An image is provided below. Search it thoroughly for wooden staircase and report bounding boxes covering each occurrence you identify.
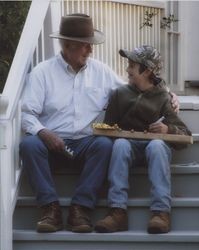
[0,1,198,249]
[13,99,199,250]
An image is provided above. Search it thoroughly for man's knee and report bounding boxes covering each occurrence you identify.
[20,135,47,155]
[91,136,113,154]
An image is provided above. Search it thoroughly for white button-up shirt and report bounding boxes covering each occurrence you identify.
[21,53,124,139]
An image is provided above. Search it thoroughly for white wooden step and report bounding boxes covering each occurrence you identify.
[19,163,199,198]
[13,230,199,250]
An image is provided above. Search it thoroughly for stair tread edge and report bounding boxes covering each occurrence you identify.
[13,229,199,242]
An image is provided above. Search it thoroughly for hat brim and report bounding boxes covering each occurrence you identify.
[50,29,105,45]
[119,49,142,64]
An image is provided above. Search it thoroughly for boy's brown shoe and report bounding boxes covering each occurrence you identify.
[67,204,93,233]
[147,211,170,234]
[95,208,128,233]
[37,201,63,232]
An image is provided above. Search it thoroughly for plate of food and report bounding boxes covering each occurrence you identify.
[92,123,193,145]
[92,123,120,130]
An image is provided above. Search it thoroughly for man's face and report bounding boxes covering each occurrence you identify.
[62,40,93,71]
[126,60,143,85]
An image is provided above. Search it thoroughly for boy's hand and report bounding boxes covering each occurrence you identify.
[149,122,168,134]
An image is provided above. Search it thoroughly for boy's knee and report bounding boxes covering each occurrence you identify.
[113,138,131,152]
[146,139,171,158]
[147,139,165,151]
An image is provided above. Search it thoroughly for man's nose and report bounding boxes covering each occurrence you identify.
[87,44,93,52]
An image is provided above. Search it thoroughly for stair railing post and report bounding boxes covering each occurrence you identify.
[0,121,13,250]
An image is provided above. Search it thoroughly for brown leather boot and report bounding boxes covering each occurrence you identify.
[95,208,128,233]
[147,211,170,234]
[67,204,93,233]
[37,201,63,232]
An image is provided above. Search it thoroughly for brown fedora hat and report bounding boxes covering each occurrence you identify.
[50,13,105,44]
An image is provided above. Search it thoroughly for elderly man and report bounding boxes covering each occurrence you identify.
[20,14,179,233]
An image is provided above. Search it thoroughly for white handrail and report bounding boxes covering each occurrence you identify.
[0,123,12,250]
[1,0,50,120]
[0,1,50,249]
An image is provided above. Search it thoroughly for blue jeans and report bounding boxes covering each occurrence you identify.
[19,135,113,208]
[108,138,172,212]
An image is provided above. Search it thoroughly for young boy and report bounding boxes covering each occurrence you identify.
[95,45,191,234]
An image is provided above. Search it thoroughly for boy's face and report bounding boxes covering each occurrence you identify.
[126,60,143,85]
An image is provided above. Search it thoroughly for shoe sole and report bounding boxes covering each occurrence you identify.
[95,225,128,233]
[67,224,93,233]
[37,223,64,233]
[147,226,170,234]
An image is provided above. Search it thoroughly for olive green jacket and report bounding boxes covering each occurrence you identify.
[104,83,191,149]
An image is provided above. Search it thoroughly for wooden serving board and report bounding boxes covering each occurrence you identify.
[93,128,193,144]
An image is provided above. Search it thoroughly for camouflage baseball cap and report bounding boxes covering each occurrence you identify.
[119,45,162,75]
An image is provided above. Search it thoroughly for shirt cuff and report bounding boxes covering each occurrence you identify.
[29,125,46,135]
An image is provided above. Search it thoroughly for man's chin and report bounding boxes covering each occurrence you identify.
[81,58,89,66]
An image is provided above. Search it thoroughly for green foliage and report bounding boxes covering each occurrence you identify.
[0,1,31,93]
[140,11,178,30]
[160,14,178,29]
[140,11,157,29]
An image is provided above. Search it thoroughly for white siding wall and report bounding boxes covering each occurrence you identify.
[165,1,181,91]
[180,1,199,83]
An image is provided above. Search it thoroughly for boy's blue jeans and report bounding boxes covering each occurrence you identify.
[20,135,113,208]
[108,138,172,212]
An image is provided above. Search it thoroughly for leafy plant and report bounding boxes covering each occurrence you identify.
[0,1,31,93]
[160,14,178,29]
[140,11,157,29]
[140,11,178,30]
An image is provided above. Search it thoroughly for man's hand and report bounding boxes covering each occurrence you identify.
[149,122,168,134]
[38,129,65,152]
[170,92,179,113]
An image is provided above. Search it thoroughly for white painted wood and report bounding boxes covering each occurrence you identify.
[110,0,165,9]
[180,1,199,82]
[0,103,25,250]
[178,96,199,110]
[1,0,50,120]
[0,1,50,250]
[0,123,13,250]
[164,1,182,91]
[0,94,9,115]
[48,1,63,57]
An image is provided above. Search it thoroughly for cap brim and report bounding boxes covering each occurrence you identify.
[49,29,105,45]
[119,49,129,58]
[119,49,141,64]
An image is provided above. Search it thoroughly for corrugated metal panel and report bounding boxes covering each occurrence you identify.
[62,0,163,80]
